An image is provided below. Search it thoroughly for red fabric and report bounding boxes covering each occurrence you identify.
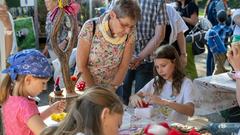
[188,129,201,135]
[160,122,170,130]
[50,0,80,21]
[168,128,182,135]
[144,124,154,135]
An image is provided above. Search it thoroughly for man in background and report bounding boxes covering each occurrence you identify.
[123,0,169,105]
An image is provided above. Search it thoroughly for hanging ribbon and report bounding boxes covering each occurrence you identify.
[50,0,80,22]
[58,0,64,8]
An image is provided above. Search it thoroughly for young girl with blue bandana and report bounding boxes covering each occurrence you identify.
[0,49,66,135]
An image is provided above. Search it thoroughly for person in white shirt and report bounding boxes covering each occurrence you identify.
[164,4,188,67]
[0,4,17,83]
[129,45,194,124]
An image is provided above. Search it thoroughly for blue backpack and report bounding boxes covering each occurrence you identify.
[207,0,225,26]
[205,29,226,54]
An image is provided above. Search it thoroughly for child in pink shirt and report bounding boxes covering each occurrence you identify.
[0,49,66,135]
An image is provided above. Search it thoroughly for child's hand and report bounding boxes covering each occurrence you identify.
[130,94,142,107]
[50,100,66,114]
[150,95,168,106]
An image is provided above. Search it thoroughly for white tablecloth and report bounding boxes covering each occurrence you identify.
[193,73,238,115]
[39,105,169,134]
[39,105,208,134]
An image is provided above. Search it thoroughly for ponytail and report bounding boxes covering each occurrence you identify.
[0,74,12,105]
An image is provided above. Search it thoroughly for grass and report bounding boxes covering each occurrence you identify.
[199,8,205,17]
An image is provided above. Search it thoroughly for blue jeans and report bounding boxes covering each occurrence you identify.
[206,45,214,76]
[123,63,154,105]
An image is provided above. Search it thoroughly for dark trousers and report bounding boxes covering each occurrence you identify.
[122,63,154,105]
[206,45,214,76]
[116,86,123,98]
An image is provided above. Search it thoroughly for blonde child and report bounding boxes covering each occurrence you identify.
[40,86,123,135]
[0,49,66,135]
[129,45,194,124]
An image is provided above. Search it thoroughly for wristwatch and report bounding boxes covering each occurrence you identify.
[233,71,240,79]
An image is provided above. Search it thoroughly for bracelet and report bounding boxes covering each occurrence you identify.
[180,53,187,57]
[111,84,119,89]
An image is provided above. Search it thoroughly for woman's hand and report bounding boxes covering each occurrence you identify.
[129,55,142,70]
[50,100,66,114]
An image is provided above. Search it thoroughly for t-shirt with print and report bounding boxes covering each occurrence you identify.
[78,17,135,87]
[2,96,39,135]
[138,77,194,124]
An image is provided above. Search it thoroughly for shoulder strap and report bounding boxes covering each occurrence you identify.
[92,20,96,37]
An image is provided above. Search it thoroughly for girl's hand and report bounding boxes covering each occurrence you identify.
[130,94,142,107]
[150,95,168,106]
[50,100,66,114]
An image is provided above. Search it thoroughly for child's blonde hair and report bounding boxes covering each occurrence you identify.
[42,86,123,135]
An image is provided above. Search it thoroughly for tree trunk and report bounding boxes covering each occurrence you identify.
[50,0,79,94]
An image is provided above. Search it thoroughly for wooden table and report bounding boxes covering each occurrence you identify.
[193,73,238,115]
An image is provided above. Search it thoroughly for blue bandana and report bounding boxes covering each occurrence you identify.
[2,49,52,80]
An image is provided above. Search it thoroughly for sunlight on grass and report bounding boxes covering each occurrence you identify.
[199,8,204,16]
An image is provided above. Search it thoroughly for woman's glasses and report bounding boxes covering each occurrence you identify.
[117,17,135,31]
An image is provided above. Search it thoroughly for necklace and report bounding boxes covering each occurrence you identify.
[99,13,127,45]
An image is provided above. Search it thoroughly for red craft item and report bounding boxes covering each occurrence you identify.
[141,100,149,108]
[160,122,170,130]
[168,128,182,135]
[144,124,169,135]
[55,76,60,86]
[188,129,201,135]
[144,124,154,135]
[71,75,77,81]
[76,81,86,91]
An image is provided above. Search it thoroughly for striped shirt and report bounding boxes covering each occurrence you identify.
[135,0,169,62]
